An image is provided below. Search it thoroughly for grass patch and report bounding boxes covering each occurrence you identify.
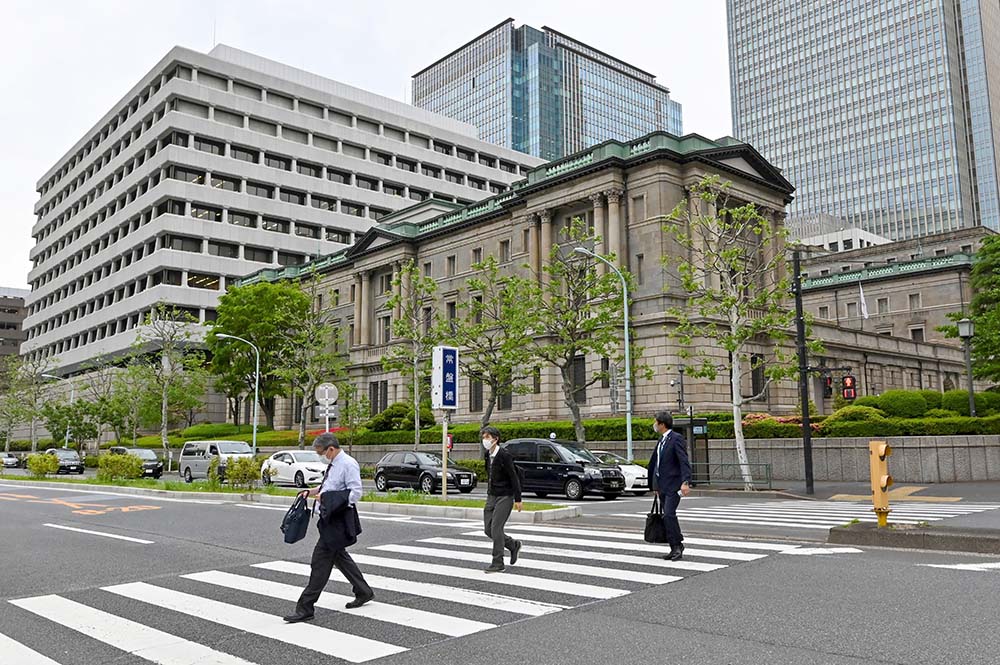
[363,490,556,511]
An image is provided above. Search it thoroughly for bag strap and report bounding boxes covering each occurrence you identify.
[651,492,660,513]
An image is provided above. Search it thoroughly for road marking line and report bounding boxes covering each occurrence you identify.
[922,562,1000,572]
[253,560,564,616]
[419,537,727,572]
[183,570,493,637]
[678,506,963,519]
[350,553,628,599]
[462,531,765,561]
[371,544,681,585]
[103,582,406,663]
[9,594,256,665]
[781,547,863,556]
[0,483,224,504]
[43,523,153,544]
[671,516,838,529]
[502,524,793,551]
[0,631,62,665]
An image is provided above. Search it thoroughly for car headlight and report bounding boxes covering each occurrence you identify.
[436,471,444,477]
[586,467,602,477]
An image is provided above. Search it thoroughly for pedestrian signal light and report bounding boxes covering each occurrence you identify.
[868,440,893,526]
[842,375,857,400]
[824,376,833,398]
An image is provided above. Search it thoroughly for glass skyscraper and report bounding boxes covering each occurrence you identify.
[728,0,1000,240]
[412,19,683,161]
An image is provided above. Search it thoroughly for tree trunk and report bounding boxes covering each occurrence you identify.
[412,351,421,450]
[730,355,756,490]
[481,389,497,427]
[560,364,586,443]
[30,417,37,453]
[262,398,275,429]
[297,392,308,449]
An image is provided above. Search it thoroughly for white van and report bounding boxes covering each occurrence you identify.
[178,440,253,483]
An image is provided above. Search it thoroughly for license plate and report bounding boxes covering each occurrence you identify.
[459,478,471,485]
[69,467,79,471]
[610,482,622,488]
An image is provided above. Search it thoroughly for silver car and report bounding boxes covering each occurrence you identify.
[1,452,18,468]
[178,440,253,483]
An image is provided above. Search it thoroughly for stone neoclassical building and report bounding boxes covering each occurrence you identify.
[240,130,972,428]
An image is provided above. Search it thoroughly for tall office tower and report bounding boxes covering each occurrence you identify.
[412,18,683,160]
[0,288,29,358]
[25,45,543,374]
[728,0,1000,240]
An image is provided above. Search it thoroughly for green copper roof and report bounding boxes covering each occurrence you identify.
[802,253,973,290]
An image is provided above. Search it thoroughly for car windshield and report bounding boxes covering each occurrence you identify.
[414,453,462,468]
[558,444,601,463]
[596,452,626,464]
[292,452,324,464]
[217,442,252,454]
[53,450,79,460]
[129,449,157,460]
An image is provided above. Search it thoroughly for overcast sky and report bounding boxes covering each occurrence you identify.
[0,0,730,289]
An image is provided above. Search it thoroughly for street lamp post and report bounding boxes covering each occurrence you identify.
[41,373,73,449]
[792,249,815,496]
[216,334,261,456]
[957,318,976,417]
[573,247,634,462]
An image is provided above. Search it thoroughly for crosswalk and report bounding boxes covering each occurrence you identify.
[612,500,1000,530]
[2,524,800,665]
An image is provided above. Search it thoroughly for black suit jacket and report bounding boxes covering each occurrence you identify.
[317,489,362,551]
[648,430,692,492]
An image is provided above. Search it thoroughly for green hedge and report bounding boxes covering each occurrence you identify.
[918,390,943,410]
[876,390,928,418]
[357,418,664,446]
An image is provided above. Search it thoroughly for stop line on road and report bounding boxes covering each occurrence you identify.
[3,524,801,665]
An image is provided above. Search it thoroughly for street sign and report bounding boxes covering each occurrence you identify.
[431,346,459,410]
[315,382,339,405]
[317,405,338,418]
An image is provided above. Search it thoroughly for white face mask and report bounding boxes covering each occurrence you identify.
[653,424,660,435]
[482,439,494,450]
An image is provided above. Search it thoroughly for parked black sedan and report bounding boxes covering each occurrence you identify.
[504,438,626,500]
[108,446,164,478]
[374,451,478,494]
[44,448,85,474]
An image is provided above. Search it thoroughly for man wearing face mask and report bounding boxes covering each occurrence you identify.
[481,426,522,573]
[648,411,692,561]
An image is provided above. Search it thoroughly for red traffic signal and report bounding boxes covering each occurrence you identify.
[824,376,834,397]
[842,375,857,400]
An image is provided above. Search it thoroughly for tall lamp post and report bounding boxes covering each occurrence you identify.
[573,247,634,462]
[957,318,976,417]
[41,373,74,449]
[216,334,260,456]
[791,249,815,495]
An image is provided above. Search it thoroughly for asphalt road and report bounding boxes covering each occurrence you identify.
[2,482,1000,664]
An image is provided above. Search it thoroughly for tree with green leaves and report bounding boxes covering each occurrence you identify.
[664,175,809,490]
[275,275,347,448]
[114,358,157,445]
[0,356,30,453]
[14,354,50,453]
[451,256,540,426]
[40,400,99,453]
[383,259,441,449]
[940,233,1000,382]
[338,382,370,456]
[534,218,634,443]
[208,281,311,429]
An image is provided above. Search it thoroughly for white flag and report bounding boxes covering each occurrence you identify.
[859,281,870,320]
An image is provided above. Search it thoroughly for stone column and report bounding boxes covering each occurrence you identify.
[402,262,413,326]
[590,193,606,274]
[392,262,402,321]
[539,210,553,289]
[606,189,623,265]
[360,271,371,346]
[352,273,363,346]
[773,210,787,286]
[530,214,542,277]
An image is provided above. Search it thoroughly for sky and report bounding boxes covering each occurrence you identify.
[0,0,731,290]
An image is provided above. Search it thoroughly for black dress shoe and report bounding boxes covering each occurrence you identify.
[509,540,522,565]
[484,563,505,573]
[345,592,374,609]
[668,545,684,561]
[283,613,314,623]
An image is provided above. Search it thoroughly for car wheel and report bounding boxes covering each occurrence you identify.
[420,474,435,494]
[294,471,306,488]
[184,468,193,483]
[535,492,549,498]
[602,493,619,500]
[374,473,388,492]
[459,488,474,494]
[564,479,583,500]
[78,469,85,475]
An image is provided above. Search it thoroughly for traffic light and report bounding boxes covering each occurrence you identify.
[842,375,857,400]
[868,440,893,527]
[824,376,833,398]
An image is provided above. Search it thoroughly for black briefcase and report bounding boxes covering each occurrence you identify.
[280,495,312,544]
[644,493,668,543]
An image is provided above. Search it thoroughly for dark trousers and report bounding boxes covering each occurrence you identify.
[484,494,516,563]
[295,537,372,615]
[659,489,684,547]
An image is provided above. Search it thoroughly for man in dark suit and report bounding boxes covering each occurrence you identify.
[648,411,692,560]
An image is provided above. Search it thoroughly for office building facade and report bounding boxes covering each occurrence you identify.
[412,19,683,161]
[0,288,29,359]
[24,45,543,374]
[728,0,1000,241]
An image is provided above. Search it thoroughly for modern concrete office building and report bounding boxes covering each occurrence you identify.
[24,45,543,375]
[728,0,1000,241]
[787,213,891,253]
[0,288,29,359]
[412,18,683,161]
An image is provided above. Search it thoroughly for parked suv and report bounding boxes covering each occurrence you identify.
[44,448,84,474]
[178,440,253,483]
[108,447,164,478]
[374,451,478,494]
[504,438,626,500]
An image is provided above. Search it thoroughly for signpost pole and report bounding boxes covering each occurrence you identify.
[441,410,449,501]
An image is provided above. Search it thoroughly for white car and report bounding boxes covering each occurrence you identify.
[592,450,649,495]
[261,450,328,488]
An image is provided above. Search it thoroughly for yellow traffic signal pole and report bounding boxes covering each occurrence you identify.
[868,441,893,527]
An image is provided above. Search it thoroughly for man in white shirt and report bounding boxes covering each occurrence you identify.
[285,433,372,623]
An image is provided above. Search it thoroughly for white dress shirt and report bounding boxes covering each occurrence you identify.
[319,450,363,505]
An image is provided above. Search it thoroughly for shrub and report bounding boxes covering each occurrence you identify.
[225,456,262,493]
[877,390,928,418]
[818,419,902,438]
[367,402,437,431]
[941,390,988,417]
[853,396,881,409]
[978,391,1000,416]
[84,454,100,468]
[179,423,273,438]
[918,390,942,410]
[207,456,221,490]
[824,405,888,423]
[454,457,487,481]
[743,419,803,438]
[97,454,143,482]
[27,453,59,478]
[924,408,961,419]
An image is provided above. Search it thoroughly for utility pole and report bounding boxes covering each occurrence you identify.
[793,250,815,495]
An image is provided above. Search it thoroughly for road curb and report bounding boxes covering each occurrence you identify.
[0,479,581,523]
[828,522,1000,554]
